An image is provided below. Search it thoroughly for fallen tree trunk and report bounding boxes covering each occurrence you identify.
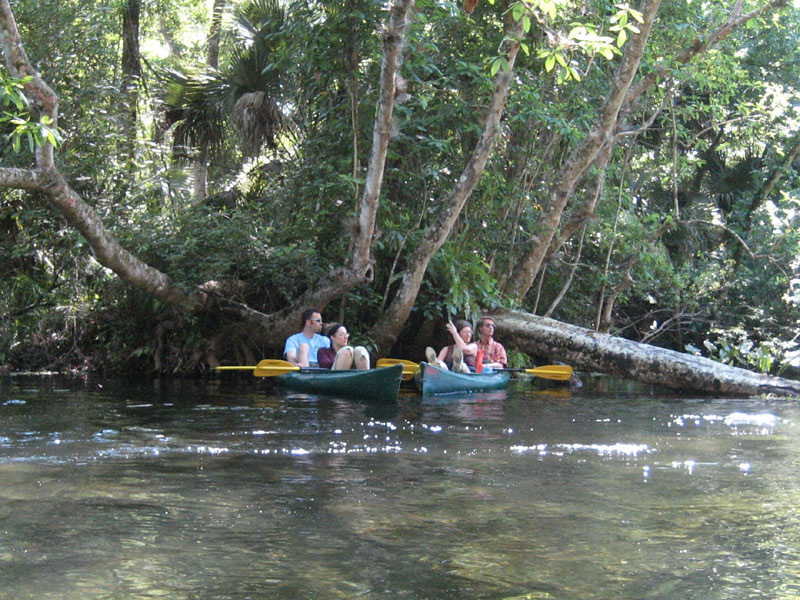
[492,308,800,396]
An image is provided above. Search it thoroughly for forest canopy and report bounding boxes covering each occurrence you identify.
[1,0,799,376]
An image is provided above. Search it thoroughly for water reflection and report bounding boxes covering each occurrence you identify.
[1,376,799,599]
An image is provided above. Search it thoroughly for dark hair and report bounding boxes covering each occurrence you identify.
[325,323,344,338]
[454,319,472,332]
[478,316,495,328]
[301,308,320,327]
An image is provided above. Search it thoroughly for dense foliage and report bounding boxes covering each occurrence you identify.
[1,0,799,374]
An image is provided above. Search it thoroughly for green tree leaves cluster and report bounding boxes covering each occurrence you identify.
[2,0,799,373]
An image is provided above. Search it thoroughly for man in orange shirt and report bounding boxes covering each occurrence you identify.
[476,316,507,370]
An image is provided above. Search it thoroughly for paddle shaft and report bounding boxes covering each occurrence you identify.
[376,358,573,381]
[216,359,326,377]
[500,366,573,380]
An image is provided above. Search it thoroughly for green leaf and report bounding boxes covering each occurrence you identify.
[45,129,59,147]
[569,26,587,38]
[545,53,556,72]
[617,29,627,46]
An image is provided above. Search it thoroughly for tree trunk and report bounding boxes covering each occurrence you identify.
[193,145,208,200]
[349,0,414,274]
[548,143,612,262]
[280,0,416,324]
[506,0,788,303]
[370,17,525,352]
[120,0,142,154]
[206,0,226,69]
[506,0,661,302]
[492,308,800,396]
[193,0,227,202]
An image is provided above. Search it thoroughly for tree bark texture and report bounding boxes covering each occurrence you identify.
[206,0,226,69]
[492,308,800,396]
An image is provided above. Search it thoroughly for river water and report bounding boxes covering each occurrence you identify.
[1,375,799,599]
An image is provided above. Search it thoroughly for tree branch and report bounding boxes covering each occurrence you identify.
[0,167,48,189]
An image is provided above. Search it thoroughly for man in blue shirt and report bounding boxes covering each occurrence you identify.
[284,308,331,367]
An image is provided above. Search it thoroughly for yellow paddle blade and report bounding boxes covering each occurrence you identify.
[253,359,301,378]
[524,365,573,380]
[377,358,420,370]
[400,370,417,382]
[376,358,420,382]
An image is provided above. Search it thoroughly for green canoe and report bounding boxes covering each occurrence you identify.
[273,363,403,402]
[415,361,511,396]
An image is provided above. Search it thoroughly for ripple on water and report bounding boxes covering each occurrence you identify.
[510,442,651,457]
[671,411,780,434]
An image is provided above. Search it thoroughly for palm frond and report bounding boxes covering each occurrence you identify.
[234,91,285,156]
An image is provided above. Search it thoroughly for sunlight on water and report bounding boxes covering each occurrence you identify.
[511,442,651,457]
[671,411,779,432]
[2,378,800,599]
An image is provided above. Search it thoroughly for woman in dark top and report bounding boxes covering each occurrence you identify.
[318,323,370,370]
